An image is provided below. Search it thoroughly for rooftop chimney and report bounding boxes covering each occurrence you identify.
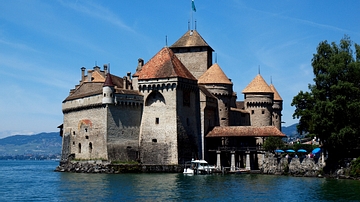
[81,67,86,82]
[103,64,108,75]
[136,58,144,72]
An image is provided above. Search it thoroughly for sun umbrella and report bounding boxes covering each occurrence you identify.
[312,148,321,154]
[275,149,284,153]
[297,149,307,153]
[285,149,295,153]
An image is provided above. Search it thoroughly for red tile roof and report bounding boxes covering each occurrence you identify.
[206,126,286,138]
[198,63,232,85]
[64,74,139,102]
[103,73,114,87]
[270,84,283,101]
[170,30,213,50]
[242,74,273,94]
[64,82,103,102]
[133,47,196,81]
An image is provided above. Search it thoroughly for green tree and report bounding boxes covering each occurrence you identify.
[263,137,285,151]
[291,36,360,159]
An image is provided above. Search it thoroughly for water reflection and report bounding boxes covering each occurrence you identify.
[2,161,359,201]
[56,172,360,201]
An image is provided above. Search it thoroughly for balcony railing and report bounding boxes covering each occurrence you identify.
[211,146,264,152]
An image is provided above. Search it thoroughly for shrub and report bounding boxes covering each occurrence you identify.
[263,137,285,151]
[350,157,360,177]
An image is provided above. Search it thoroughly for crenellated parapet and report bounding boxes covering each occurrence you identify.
[114,94,143,107]
[138,77,198,93]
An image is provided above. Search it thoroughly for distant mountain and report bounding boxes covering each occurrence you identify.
[0,132,61,157]
[281,123,299,138]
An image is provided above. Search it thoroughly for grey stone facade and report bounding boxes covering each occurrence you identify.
[244,94,274,127]
[59,29,284,167]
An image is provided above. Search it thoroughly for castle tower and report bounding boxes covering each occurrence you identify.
[170,30,214,79]
[242,74,274,127]
[133,47,201,165]
[198,63,233,126]
[102,73,114,104]
[270,83,283,131]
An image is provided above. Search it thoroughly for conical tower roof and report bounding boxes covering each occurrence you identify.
[170,30,213,51]
[242,74,273,94]
[133,47,196,81]
[270,84,283,101]
[103,73,114,87]
[198,63,232,85]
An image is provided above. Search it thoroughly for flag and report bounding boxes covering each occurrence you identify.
[192,0,196,12]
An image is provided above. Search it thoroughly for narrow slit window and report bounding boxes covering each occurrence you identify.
[155,118,159,124]
[89,142,92,153]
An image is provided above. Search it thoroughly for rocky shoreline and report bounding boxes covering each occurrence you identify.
[261,153,360,180]
[55,155,360,180]
[261,153,325,177]
[55,161,183,174]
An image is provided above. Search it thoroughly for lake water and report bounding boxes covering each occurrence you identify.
[0,160,359,201]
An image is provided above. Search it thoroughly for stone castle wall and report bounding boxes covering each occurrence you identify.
[106,101,143,162]
[245,94,273,127]
[138,78,201,165]
[176,83,201,162]
[62,94,102,112]
[62,99,108,161]
[200,99,218,160]
[203,84,233,127]
[139,79,179,165]
[173,49,211,79]
[272,100,282,131]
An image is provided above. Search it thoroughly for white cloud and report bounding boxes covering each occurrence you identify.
[58,0,136,33]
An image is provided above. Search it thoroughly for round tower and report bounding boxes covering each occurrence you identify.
[198,63,233,126]
[102,73,114,104]
[270,83,283,131]
[242,74,274,127]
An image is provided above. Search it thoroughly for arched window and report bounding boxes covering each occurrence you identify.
[78,143,81,153]
[145,91,166,106]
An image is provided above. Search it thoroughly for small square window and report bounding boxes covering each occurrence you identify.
[155,118,159,124]
[251,110,254,114]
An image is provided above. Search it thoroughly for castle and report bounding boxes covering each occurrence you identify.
[59,29,285,170]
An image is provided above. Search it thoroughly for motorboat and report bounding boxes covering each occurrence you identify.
[183,159,216,174]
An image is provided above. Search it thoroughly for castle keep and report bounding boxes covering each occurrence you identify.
[60,29,285,170]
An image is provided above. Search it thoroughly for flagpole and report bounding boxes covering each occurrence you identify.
[191,0,196,31]
[191,0,193,30]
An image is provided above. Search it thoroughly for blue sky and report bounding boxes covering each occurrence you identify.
[0,0,359,138]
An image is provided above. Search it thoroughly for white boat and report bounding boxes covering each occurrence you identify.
[183,159,216,174]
